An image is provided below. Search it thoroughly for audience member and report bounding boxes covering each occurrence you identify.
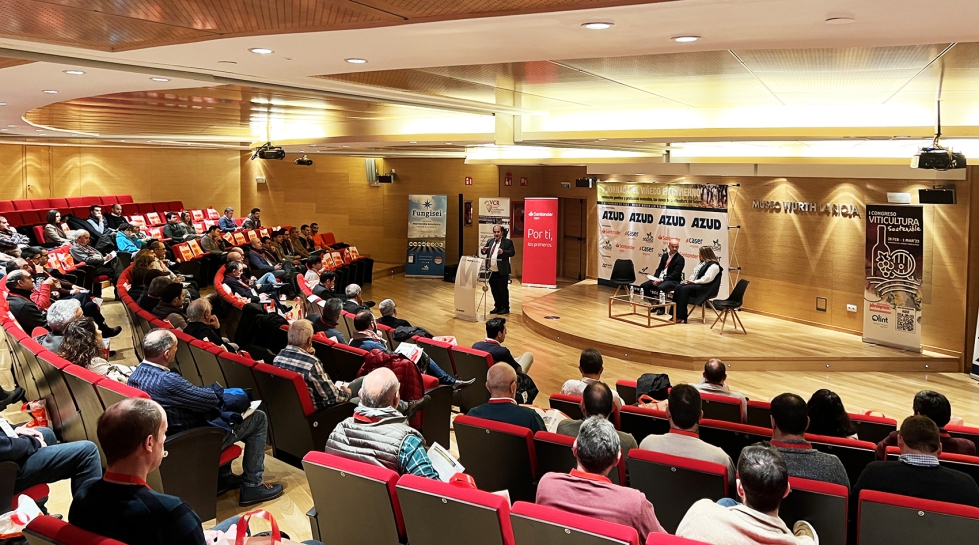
[184,298,237,351]
[676,444,817,544]
[558,382,638,461]
[59,317,130,381]
[324,367,439,479]
[290,227,310,259]
[312,270,338,299]
[560,349,622,407]
[223,261,268,304]
[875,390,975,459]
[805,389,857,438]
[70,398,325,545]
[69,230,115,296]
[769,393,849,488]
[343,284,370,314]
[538,417,665,537]
[219,206,238,232]
[104,203,126,230]
[128,330,283,505]
[467,363,546,432]
[309,223,322,248]
[298,224,314,252]
[472,317,533,374]
[247,238,287,281]
[241,208,261,230]
[377,299,411,329]
[201,225,229,255]
[311,298,346,342]
[694,358,747,422]
[639,384,735,482]
[180,211,197,234]
[303,257,323,286]
[115,223,143,255]
[138,275,172,313]
[85,205,106,242]
[6,270,50,331]
[273,320,360,411]
[854,416,979,509]
[0,215,30,257]
[151,282,186,321]
[36,299,81,353]
[43,210,70,245]
[163,212,197,241]
[672,245,721,323]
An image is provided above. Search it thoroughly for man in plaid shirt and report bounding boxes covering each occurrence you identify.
[0,216,29,257]
[272,319,359,410]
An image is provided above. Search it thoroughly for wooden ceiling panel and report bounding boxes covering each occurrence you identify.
[0,57,33,70]
[0,0,675,51]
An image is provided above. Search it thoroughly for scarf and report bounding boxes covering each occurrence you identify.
[354,405,401,420]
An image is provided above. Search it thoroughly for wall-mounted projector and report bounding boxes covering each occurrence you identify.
[250,142,286,161]
[294,155,313,166]
[911,145,966,170]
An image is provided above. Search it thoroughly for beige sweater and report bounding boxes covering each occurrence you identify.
[676,499,815,545]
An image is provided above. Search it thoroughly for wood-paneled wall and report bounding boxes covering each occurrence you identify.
[240,154,499,265]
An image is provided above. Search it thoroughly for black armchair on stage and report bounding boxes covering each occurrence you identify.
[711,279,750,334]
[609,259,636,297]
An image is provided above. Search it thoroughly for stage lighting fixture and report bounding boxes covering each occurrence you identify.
[294,155,313,166]
[250,142,286,161]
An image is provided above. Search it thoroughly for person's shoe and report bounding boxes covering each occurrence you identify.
[497,308,510,315]
[402,395,431,420]
[655,308,665,315]
[452,378,476,392]
[238,482,284,506]
[793,520,817,543]
[0,387,25,410]
[102,326,123,338]
[217,474,242,496]
[489,307,500,314]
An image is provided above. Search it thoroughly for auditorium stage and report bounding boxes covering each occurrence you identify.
[521,280,959,373]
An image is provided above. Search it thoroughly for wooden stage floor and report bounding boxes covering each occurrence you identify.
[522,280,957,373]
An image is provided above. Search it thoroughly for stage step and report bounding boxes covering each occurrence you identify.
[373,262,405,279]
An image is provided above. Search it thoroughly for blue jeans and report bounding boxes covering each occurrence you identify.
[424,357,456,385]
[221,409,269,488]
[255,272,279,290]
[211,516,323,545]
[15,427,102,495]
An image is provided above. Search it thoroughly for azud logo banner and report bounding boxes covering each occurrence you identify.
[597,182,730,298]
[406,194,447,277]
[522,198,558,288]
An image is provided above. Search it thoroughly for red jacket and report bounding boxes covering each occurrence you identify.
[357,349,426,428]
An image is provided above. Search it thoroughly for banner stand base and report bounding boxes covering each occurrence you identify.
[523,283,557,289]
[861,337,923,354]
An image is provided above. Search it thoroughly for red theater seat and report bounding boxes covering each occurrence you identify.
[12,199,33,210]
[4,212,24,227]
[646,535,712,545]
[616,379,637,406]
[510,501,640,545]
[396,473,515,545]
[857,490,979,544]
[849,413,897,444]
[700,391,743,423]
[65,197,88,208]
[450,345,494,412]
[167,201,183,211]
[533,430,626,485]
[454,414,537,502]
[30,199,51,209]
[779,477,848,545]
[99,195,117,206]
[78,196,100,207]
[698,419,772,463]
[26,515,126,545]
[619,405,670,444]
[302,452,406,544]
[136,203,156,215]
[746,399,772,428]
[946,423,979,453]
[20,210,44,225]
[116,195,134,204]
[627,449,729,533]
[805,433,876,486]
[48,197,69,209]
[70,206,89,218]
[0,202,14,213]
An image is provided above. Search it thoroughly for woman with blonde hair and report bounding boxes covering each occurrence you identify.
[672,245,722,323]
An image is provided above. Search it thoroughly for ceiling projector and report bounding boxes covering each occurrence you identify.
[250,142,286,161]
[911,143,966,170]
[294,155,313,166]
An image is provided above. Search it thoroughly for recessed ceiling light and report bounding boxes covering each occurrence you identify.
[634,140,645,143]
[0,102,6,107]
[345,58,368,64]
[217,60,237,64]
[63,70,85,75]
[582,22,613,30]
[824,16,855,25]
[309,144,317,147]
[249,48,274,55]
[0,129,6,132]
[342,145,349,148]
[672,36,700,43]
[409,141,417,144]
[35,129,44,132]
[150,77,170,82]
[598,138,608,141]
[6,124,15,127]
[445,142,453,145]
[42,90,59,94]
[119,140,126,142]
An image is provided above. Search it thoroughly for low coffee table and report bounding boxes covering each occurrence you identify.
[608,294,676,328]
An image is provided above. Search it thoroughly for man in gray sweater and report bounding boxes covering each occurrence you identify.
[770,393,849,489]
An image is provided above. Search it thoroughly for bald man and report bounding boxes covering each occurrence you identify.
[466,363,545,432]
[324,368,439,479]
[694,358,747,422]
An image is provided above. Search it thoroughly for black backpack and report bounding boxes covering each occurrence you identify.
[94,229,118,253]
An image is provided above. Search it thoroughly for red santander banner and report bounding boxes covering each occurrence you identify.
[522,198,558,288]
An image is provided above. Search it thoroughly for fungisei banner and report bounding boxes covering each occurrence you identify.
[597,182,730,299]
[405,194,447,277]
[522,198,559,288]
[863,204,923,352]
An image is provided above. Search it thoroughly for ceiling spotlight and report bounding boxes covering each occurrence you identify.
[63,70,85,75]
[634,140,645,143]
[582,22,613,30]
[249,48,274,55]
[672,36,700,43]
[342,145,349,148]
[35,129,44,132]
[217,60,237,64]
[0,129,6,132]
[42,90,59,94]
[824,16,855,25]
[345,58,368,64]
[150,77,170,82]
[0,102,6,106]
[295,155,313,166]
[409,141,418,144]
[445,142,453,145]
[309,144,317,147]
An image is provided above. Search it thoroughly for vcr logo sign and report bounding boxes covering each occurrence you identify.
[629,213,655,224]
[602,211,625,221]
[691,218,722,230]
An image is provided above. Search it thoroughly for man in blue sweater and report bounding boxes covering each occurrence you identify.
[127,329,283,506]
[467,363,545,433]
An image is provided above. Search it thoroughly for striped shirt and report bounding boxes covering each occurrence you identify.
[900,453,940,467]
[127,362,220,433]
[272,346,349,411]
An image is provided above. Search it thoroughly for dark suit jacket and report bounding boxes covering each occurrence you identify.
[312,285,338,299]
[343,300,367,315]
[480,237,515,276]
[223,276,260,303]
[104,214,126,230]
[247,250,277,274]
[8,292,47,331]
[472,340,521,374]
[467,400,546,433]
[377,316,411,329]
[653,252,685,282]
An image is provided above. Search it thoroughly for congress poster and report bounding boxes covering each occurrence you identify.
[863,204,923,352]
[597,182,730,299]
[478,197,511,249]
[406,194,447,278]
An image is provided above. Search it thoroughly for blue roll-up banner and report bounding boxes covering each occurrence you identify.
[406,194,447,277]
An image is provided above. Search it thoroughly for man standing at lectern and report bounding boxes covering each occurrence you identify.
[480,225,515,314]
[640,238,685,303]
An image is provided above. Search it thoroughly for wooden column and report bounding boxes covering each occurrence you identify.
[965,166,979,373]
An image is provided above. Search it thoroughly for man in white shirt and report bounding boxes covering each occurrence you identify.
[694,358,747,422]
[560,348,623,408]
[303,257,324,287]
[639,238,685,305]
[639,384,735,484]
